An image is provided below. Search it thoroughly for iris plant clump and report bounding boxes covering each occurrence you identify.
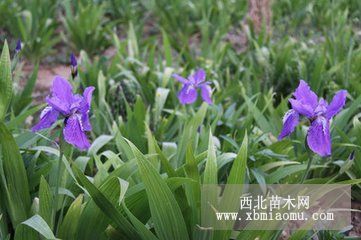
[32,76,94,150]
[278,80,347,157]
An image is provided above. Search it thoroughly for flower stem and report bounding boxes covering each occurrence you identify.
[301,150,313,183]
[53,134,64,231]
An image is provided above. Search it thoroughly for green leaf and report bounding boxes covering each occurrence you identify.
[88,135,114,156]
[337,179,361,185]
[97,71,106,104]
[21,215,57,240]
[266,164,325,183]
[13,64,39,114]
[184,145,201,237]
[127,139,189,240]
[14,225,39,240]
[242,90,276,135]
[227,132,248,184]
[203,130,217,184]
[127,22,139,58]
[334,95,361,131]
[6,104,44,130]
[213,133,248,240]
[145,125,176,177]
[0,40,12,121]
[73,166,138,239]
[117,178,129,203]
[184,145,200,182]
[0,123,30,227]
[122,202,159,240]
[58,195,83,240]
[153,87,169,126]
[39,176,53,228]
[177,103,208,166]
[259,160,300,172]
[0,203,9,239]
[162,29,172,66]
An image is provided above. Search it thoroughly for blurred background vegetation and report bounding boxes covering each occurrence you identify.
[0,0,360,97]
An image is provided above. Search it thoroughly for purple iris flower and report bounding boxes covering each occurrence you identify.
[278,80,347,157]
[172,69,213,105]
[70,53,78,78]
[32,76,95,151]
[15,39,22,53]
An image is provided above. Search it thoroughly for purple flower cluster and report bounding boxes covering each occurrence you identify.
[32,76,94,150]
[279,80,347,157]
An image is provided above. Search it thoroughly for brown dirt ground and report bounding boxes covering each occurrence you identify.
[22,62,70,101]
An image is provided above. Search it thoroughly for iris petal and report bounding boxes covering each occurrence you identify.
[306,116,331,157]
[289,99,315,118]
[326,90,347,119]
[200,84,213,104]
[172,74,188,84]
[63,114,91,151]
[293,80,318,110]
[46,76,75,115]
[78,86,95,131]
[278,109,299,140]
[190,69,206,84]
[52,76,74,107]
[46,96,71,115]
[79,87,95,114]
[81,113,92,132]
[32,106,59,131]
[314,98,328,116]
[178,84,198,104]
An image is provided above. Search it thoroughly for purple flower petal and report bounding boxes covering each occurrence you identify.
[314,98,328,116]
[83,87,95,107]
[200,84,213,104]
[52,76,74,105]
[77,87,95,113]
[81,113,92,132]
[15,39,22,52]
[278,109,299,140]
[79,87,95,131]
[190,69,206,84]
[289,99,315,118]
[178,84,198,104]
[70,94,83,111]
[47,76,74,114]
[293,80,318,110]
[32,106,59,131]
[46,96,71,115]
[63,114,91,151]
[326,90,347,119]
[172,74,188,84]
[306,116,331,157]
[70,53,77,67]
